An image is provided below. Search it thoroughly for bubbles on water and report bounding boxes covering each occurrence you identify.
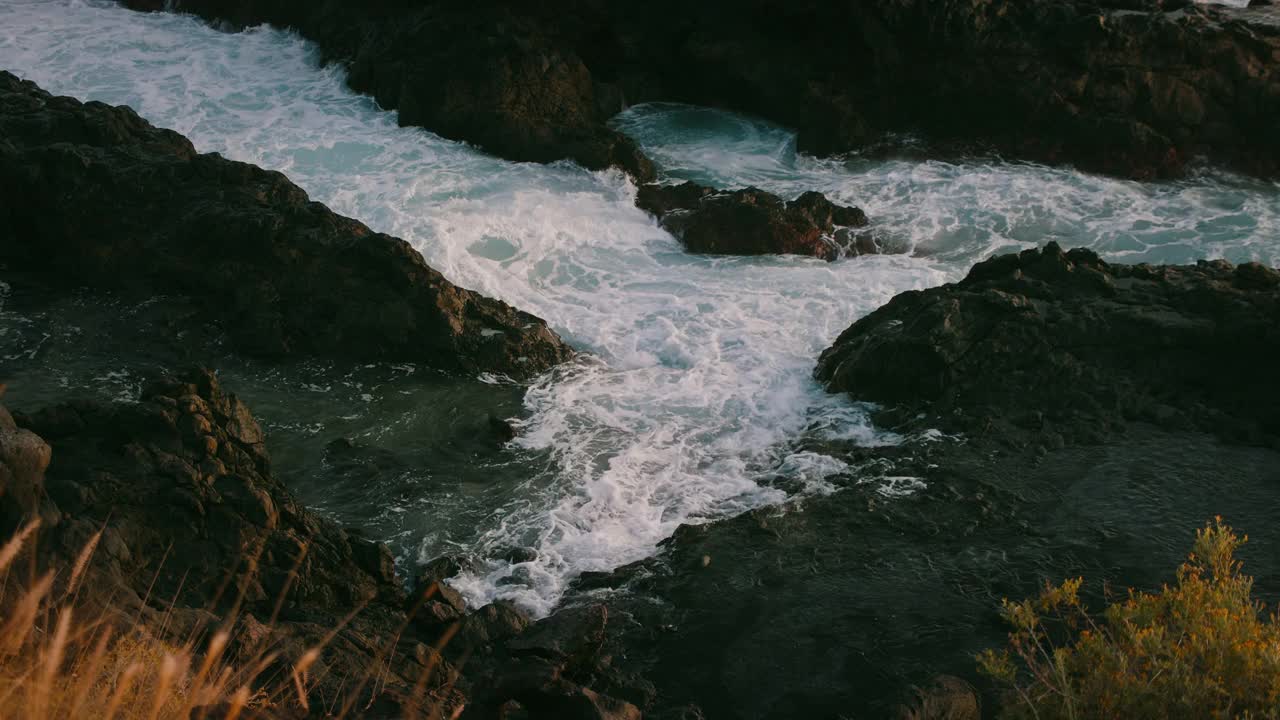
[3,0,1278,617]
[615,103,1280,268]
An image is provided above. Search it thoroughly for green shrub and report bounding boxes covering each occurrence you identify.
[979,518,1280,719]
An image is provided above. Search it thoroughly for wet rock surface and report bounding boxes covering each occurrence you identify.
[10,367,458,713]
[816,243,1280,446]
[636,182,885,260]
[564,246,1280,717]
[0,368,639,718]
[121,0,1280,180]
[0,71,572,378]
[120,0,655,182]
[581,426,1280,718]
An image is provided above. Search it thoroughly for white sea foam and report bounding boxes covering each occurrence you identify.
[3,0,1277,616]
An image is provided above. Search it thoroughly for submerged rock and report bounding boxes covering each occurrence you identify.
[637,181,885,260]
[0,71,572,378]
[816,243,1280,445]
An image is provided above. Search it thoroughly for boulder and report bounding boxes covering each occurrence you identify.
[5,367,468,715]
[816,243,1280,445]
[637,182,880,260]
[0,72,572,379]
[0,421,53,534]
[896,676,981,720]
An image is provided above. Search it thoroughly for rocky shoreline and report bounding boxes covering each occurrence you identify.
[119,0,1280,181]
[3,5,1280,718]
[572,246,1280,718]
[634,182,888,260]
[0,71,570,379]
[1,369,645,719]
[817,243,1280,446]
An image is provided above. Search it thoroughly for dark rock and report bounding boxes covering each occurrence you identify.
[0,72,572,378]
[477,654,641,720]
[458,601,532,651]
[415,554,468,588]
[501,545,539,564]
[120,0,655,181]
[896,675,981,720]
[0,419,54,533]
[588,425,1280,718]
[3,367,468,715]
[121,0,1280,179]
[815,243,1280,445]
[509,604,609,667]
[637,181,878,260]
[322,437,407,485]
[1,368,635,716]
[490,414,519,443]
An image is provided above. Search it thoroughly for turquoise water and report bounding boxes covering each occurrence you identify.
[1,0,1277,617]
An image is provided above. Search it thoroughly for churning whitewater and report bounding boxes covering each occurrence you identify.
[3,0,1278,617]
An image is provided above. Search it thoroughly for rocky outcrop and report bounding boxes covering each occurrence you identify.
[613,0,1280,179]
[119,0,654,182]
[816,243,1280,445]
[1,368,641,718]
[120,0,1280,180]
[583,422,1280,718]
[636,182,885,260]
[0,386,54,535]
[572,247,1280,716]
[10,368,460,714]
[0,72,571,379]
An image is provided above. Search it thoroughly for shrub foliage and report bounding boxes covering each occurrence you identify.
[979,519,1280,719]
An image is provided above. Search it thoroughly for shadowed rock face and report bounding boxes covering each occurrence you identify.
[0,71,572,379]
[121,0,656,182]
[816,243,1280,446]
[636,182,888,260]
[120,0,1280,180]
[11,368,459,714]
[620,0,1280,179]
[3,368,643,719]
[570,248,1280,719]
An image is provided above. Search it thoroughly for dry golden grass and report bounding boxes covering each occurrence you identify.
[0,520,461,720]
[0,520,262,720]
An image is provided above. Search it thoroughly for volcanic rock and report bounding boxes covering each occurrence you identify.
[815,242,1280,445]
[0,71,571,378]
[120,0,1280,179]
[636,182,881,260]
[1,369,640,718]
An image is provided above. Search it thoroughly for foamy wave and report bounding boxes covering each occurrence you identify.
[4,0,1276,617]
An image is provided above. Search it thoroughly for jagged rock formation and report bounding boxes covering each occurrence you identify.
[816,243,1280,445]
[636,182,891,260]
[0,71,571,379]
[120,0,1280,180]
[120,0,655,181]
[573,247,1280,719]
[2,368,642,718]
